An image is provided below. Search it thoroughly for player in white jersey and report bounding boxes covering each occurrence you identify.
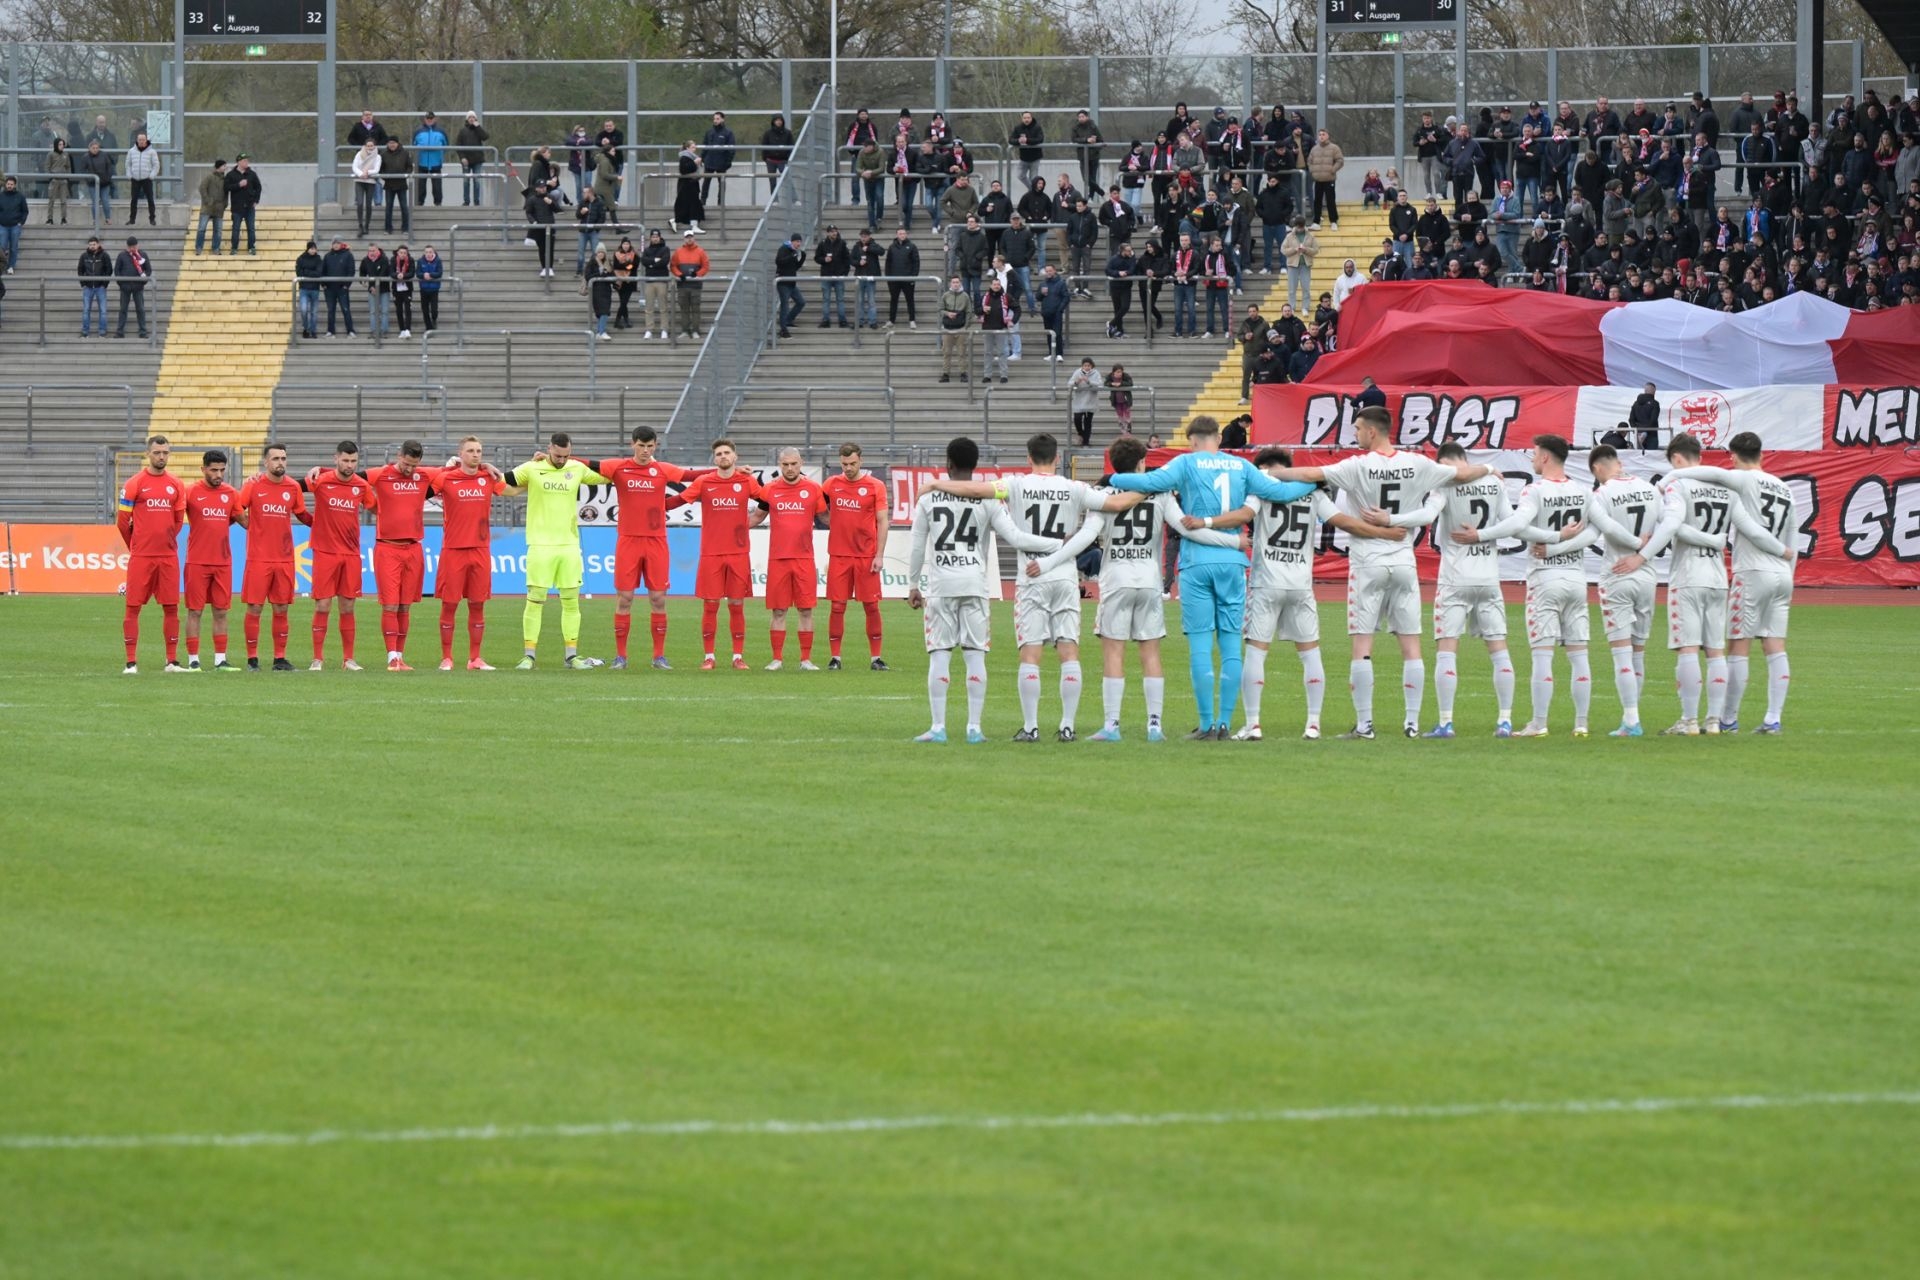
[1210,447,1404,740]
[1666,430,1799,734]
[1451,433,1601,737]
[1650,432,1734,735]
[1575,444,1671,737]
[929,432,1095,741]
[1029,435,1238,741]
[1267,406,1498,738]
[907,436,1061,743]
[1379,442,1520,738]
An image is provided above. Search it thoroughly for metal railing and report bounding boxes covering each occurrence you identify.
[529,383,696,444]
[419,327,614,398]
[719,383,897,446]
[0,147,184,203]
[312,170,513,239]
[286,275,462,343]
[268,382,450,441]
[666,84,833,447]
[19,274,159,349]
[0,170,107,230]
[0,383,136,455]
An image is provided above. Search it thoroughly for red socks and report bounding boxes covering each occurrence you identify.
[799,629,814,662]
[864,601,884,658]
[381,609,400,657]
[467,604,486,662]
[312,612,330,660]
[701,600,719,654]
[829,602,846,658]
[770,628,786,662]
[650,612,668,659]
[614,612,632,659]
[340,613,357,661]
[728,603,745,656]
[244,611,261,659]
[272,612,289,659]
[162,605,179,663]
[123,605,139,662]
[440,600,459,661]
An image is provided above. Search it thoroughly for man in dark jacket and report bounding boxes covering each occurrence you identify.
[0,177,27,271]
[1415,196,1452,256]
[455,112,490,206]
[774,231,806,335]
[950,214,989,303]
[321,238,357,336]
[1104,241,1139,336]
[976,179,1013,255]
[1064,196,1099,296]
[1036,263,1069,359]
[1098,186,1136,252]
[1386,190,1418,270]
[78,236,112,336]
[223,155,263,254]
[1628,383,1661,447]
[113,236,151,338]
[883,227,920,327]
[1257,175,1295,272]
[1442,126,1484,214]
[294,239,323,338]
[999,213,1037,310]
[700,111,735,205]
[1070,110,1104,194]
[814,224,850,327]
[376,140,411,234]
[1287,333,1319,381]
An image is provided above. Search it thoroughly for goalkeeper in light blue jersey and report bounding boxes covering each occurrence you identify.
[1108,415,1316,738]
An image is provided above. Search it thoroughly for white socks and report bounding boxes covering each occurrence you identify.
[1677,651,1702,720]
[1348,658,1373,729]
[1491,648,1515,721]
[1017,662,1042,731]
[1059,661,1082,731]
[1723,655,1750,724]
[927,649,951,731]
[1529,646,1555,725]
[1142,676,1165,728]
[1632,649,1646,698]
[1435,651,1458,722]
[1705,654,1729,722]
[1242,645,1268,724]
[1102,675,1124,729]
[1299,647,1326,728]
[1401,658,1424,729]
[963,649,988,729]
[1568,650,1592,727]
[1611,645,1640,725]
[1765,651,1790,723]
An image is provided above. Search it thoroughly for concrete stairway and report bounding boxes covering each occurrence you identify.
[269,201,753,467]
[147,208,312,450]
[0,220,171,518]
[1181,208,1391,430]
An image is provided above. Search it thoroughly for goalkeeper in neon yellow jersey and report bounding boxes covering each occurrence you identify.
[508,431,610,670]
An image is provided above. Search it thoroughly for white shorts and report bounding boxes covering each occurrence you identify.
[1666,585,1729,651]
[1015,578,1082,647]
[1095,586,1167,642]
[1434,581,1507,641]
[924,595,991,652]
[1731,571,1792,641]
[1597,574,1655,646]
[1247,587,1319,645]
[1347,563,1420,636]
[1525,577,1590,647]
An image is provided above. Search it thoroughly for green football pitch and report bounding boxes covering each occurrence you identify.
[3,594,1916,1278]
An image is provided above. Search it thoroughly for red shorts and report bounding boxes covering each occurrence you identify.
[125,554,180,607]
[696,554,753,600]
[827,554,881,603]
[310,550,362,600]
[766,559,818,610]
[183,562,232,611]
[614,536,671,593]
[374,541,425,605]
[242,559,296,606]
[436,548,492,603]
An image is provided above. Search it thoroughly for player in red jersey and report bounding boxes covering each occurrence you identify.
[820,440,892,671]
[182,448,241,671]
[754,448,828,670]
[236,443,311,670]
[362,439,445,671]
[669,438,764,670]
[434,435,510,670]
[305,440,378,670]
[115,434,187,673]
[585,425,688,670]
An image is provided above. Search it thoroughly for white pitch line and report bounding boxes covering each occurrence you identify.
[3,1090,1915,1154]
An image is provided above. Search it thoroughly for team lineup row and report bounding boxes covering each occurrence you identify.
[903,412,1797,743]
[113,430,895,673]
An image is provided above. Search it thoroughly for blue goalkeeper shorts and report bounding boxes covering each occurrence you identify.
[1178,561,1246,637]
